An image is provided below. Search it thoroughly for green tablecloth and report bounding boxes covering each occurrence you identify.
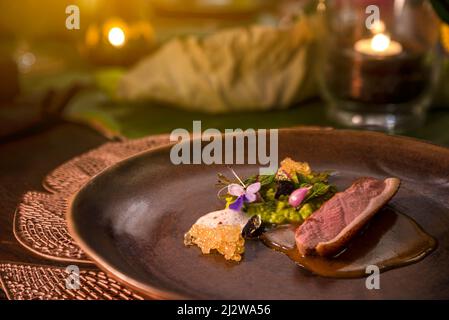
[64,88,449,146]
[19,68,449,146]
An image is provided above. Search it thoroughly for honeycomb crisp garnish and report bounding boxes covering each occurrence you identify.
[279,157,311,176]
[184,224,245,262]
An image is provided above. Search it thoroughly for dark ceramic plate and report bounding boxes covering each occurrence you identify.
[68,129,449,299]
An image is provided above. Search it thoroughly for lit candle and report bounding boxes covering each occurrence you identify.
[354,33,403,57]
[82,17,155,66]
[108,26,126,48]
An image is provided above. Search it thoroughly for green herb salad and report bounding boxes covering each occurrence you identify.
[218,158,337,224]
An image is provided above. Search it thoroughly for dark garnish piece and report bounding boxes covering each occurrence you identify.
[275,181,295,199]
[242,215,263,239]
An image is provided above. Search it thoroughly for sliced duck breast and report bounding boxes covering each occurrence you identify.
[295,177,401,257]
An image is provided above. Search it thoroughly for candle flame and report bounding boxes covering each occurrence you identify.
[371,33,391,52]
[108,27,126,47]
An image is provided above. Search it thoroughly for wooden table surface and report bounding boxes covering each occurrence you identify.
[0,122,108,299]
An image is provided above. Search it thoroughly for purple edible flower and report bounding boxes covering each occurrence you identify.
[228,182,261,211]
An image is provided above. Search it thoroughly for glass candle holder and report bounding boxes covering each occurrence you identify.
[79,0,155,66]
[82,17,155,66]
[319,0,441,132]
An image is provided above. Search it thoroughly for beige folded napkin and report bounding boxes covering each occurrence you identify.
[118,15,321,113]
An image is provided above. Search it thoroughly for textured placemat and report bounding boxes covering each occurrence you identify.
[2,134,171,299]
[0,262,144,300]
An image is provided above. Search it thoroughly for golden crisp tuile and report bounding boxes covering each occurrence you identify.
[184,224,245,262]
[277,157,311,178]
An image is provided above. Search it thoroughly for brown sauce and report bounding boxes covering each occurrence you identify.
[260,207,437,278]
